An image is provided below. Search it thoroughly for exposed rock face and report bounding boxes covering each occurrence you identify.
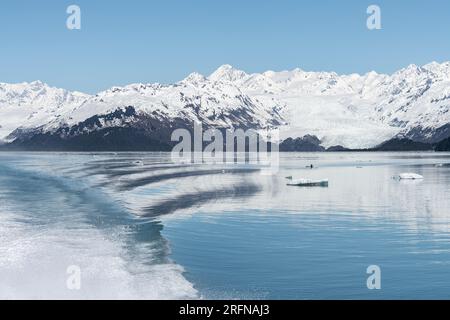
[372,138,433,151]
[435,137,450,151]
[279,135,325,152]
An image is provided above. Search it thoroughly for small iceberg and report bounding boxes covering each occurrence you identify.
[287,178,329,187]
[395,173,424,180]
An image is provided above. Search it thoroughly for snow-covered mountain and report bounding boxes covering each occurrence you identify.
[0,81,89,141]
[2,62,450,150]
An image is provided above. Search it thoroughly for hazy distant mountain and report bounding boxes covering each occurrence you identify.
[2,62,450,150]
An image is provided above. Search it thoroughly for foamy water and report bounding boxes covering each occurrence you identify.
[0,154,197,299]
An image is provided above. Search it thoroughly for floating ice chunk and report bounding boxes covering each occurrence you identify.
[287,178,329,187]
[395,173,424,180]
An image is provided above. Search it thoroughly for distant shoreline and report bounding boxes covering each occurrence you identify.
[1,133,449,152]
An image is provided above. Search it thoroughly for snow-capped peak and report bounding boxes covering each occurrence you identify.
[0,81,89,107]
[422,61,450,79]
[208,64,248,82]
[181,72,207,84]
[394,64,425,77]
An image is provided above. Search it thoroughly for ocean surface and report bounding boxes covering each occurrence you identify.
[0,152,450,299]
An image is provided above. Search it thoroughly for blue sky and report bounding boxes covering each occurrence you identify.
[1,0,449,93]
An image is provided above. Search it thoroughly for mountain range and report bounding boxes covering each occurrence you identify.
[1,62,450,151]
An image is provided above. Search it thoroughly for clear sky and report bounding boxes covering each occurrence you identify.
[1,0,449,93]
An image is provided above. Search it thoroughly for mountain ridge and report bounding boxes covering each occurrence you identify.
[1,61,450,150]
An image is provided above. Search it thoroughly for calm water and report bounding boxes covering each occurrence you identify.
[0,152,449,299]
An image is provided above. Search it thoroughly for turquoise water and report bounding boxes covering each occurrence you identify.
[0,152,449,299]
